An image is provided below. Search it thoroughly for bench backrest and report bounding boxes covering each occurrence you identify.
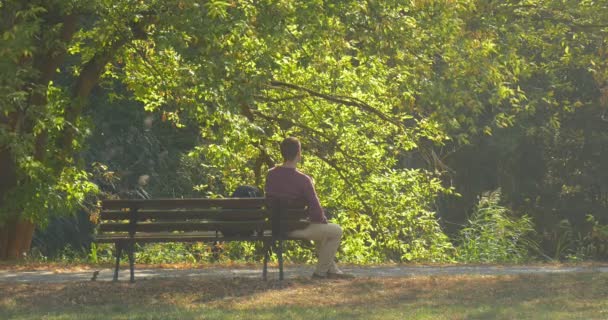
[99,198,309,238]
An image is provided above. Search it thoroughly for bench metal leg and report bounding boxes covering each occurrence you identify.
[263,240,270,281]
[278,239,284,281]
[128,241,135,283]
[113,241,122,282]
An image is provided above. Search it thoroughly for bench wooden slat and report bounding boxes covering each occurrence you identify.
[99,221,267,233]
[95,231,307,243]
[101,198,267,210]
[100,209,268,221]
[100,221,310,233]
[96,235,267,242]
[99,220,310,233]
[100,208,309,221]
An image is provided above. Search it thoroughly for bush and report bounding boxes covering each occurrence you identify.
[456,189,538,263]
[567,215,608,261]
[329,169,455,263]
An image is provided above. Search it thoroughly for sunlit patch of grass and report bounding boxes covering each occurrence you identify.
[1,273,607,319]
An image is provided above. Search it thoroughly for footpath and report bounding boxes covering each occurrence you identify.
[1,264,607,282]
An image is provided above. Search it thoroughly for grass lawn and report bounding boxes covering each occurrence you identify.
[1,272,607,320]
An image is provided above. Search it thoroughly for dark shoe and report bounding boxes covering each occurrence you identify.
[326,272,355,279]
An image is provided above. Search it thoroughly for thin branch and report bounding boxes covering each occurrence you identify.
[253,142,275,168]
[265,81,450,171]
[251,110,372,174]
[496,4,608,32]
[129,43,180,104]
[253,94,309,103]
[252,110,333,141]
[60,28,144,156]
[316,155,374,216]
[267,80,405,130]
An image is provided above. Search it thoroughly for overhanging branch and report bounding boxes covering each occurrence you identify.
[267,80,405,129]
[316,155,374,216]
[60,24,150,156]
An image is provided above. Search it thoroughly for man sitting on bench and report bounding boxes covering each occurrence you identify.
[265,137,354,279]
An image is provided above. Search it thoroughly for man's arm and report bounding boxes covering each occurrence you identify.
[303,176,328,223]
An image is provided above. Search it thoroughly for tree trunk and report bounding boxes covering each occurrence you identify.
[0,11,79,261]
[0,117,36,260]
[0,219,35,260]
[0,224,8,259]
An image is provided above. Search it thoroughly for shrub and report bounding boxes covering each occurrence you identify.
[456,189,538,263]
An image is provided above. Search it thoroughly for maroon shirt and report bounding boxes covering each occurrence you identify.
[264,166,328,223]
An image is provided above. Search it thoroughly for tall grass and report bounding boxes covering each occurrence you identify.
[456,189,538,263]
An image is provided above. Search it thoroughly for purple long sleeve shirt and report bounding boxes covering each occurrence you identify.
[264,166,328,223]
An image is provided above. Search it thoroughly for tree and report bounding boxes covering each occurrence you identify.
[0,0,223,258]
[1,0,456,260]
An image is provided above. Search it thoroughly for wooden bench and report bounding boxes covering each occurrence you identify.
[97,198,310,282]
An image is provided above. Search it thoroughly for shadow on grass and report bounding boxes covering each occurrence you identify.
[1,273,607,319]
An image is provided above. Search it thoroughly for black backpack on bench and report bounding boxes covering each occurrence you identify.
[219,185,263,237]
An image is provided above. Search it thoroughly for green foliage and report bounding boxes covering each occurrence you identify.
[456,190,538,263]
[1,163,98,226]
[89,242,265,265]
[133,243,205,264]
[551,215,608,261]
[420,0,608,260]
[329,170,455,263]
[31,210,95,258]
[583,215,608,260]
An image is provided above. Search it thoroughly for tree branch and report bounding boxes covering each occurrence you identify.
[263,81,447,171]
[33,13,80,161]
[315,155,374,216]
[251,110,373,174]
[496,4,608,32]
[60,26,149,156]
[253,94,309,103]
[267,80,406,130]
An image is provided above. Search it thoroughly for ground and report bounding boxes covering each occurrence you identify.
[1,263,607,319]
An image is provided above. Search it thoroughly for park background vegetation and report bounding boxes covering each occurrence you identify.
[1,0,608,264]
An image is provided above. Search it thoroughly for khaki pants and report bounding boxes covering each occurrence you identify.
[288,223,343,274]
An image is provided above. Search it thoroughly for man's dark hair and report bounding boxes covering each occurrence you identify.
[280,137,301,161]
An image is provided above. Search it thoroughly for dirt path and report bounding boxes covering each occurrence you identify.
[1,264,607,283]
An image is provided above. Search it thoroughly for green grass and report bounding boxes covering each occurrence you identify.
[1,273,607,319]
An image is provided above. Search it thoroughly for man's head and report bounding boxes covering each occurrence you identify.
[280,137,301,163]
